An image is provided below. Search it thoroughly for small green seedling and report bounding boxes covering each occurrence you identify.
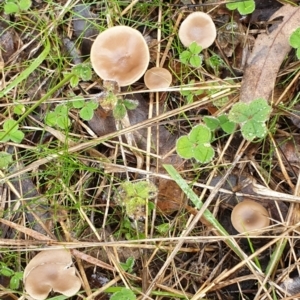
[203,115,236,134]
[155,223,171,235]
[180,80,203,104]
[207,82,231,108]
[114,217,146,240]
[4,0,31,14]
[180,41,203,68]
[0,262,23,290]
[226,0,255,15]
[228,98,272,141]
[45,104,71,130]
[114,181,157,220]
[208,55,225,75]
[120,257,135,274]
[0,119,24,143]
[289,27,300,59]
[69,64,92,88]
[0,152,13,169]
[72,96,99,121]
[110,288,136,300]
[176,124,215,163]
[113,99,139,120]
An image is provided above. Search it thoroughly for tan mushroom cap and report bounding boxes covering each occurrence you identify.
[90,25,150,87]
[231,200,270,234]
[23,249,81,300]
[144,67,172,89]
[178,12,217,48]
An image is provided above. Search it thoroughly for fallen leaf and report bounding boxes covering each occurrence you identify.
[0,20,19,63]
[240,5,300,103]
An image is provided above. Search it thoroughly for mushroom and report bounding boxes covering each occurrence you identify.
[178,12,217,48]
[144,67,172,89]
[231,200,270,234]
[90,25,150,87]
[23,249,81,300]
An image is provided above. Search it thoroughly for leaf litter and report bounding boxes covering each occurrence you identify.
[240,5,300,103]
[2,1,300,299]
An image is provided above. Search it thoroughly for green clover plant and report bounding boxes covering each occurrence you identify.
[0,262,23,290]
[155,223,171,235]
[228,98,272,141]
[4,0,31,14]
[69,64,92,88]
[45,104,71,130]
[72,96,99,121]
[0,152,13,169]
[289,27,300,59]
[226,0,255,15]
[120,257,135,274]
[113,99,139,120]
[176,124,215,163]
[180,80,203,104]
[0,119,24,143]
[114,216,146,240]
[115,181,157,220]
[180,41,203,68]
[203,115,236,134]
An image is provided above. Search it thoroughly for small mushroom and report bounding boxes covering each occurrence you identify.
[23,249,81,300]
[90,25,150,87]
[231,200,270,234]
[178,12,217,48]
[144,67,172,89]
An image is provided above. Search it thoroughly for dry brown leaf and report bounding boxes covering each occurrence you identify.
[240,5,300,103]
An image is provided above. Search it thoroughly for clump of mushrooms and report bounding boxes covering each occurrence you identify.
[231,200,270,234]
[144,67,172,89]
[90,25,150,87]
[23,249,81,300]
[178,12,217,48]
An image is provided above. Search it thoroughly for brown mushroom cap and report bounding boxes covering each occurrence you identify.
[231,200,270,234]
[23,249,81,300]
[144,67,172,89]
[178,12,216,48]
[90,25,150,87]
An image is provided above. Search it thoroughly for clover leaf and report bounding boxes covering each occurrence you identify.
[228,98,271,141]
[45,104,71,129]
[218,115,236,134]
[72,96,98,121]
[289,27,300,59]
[70,64,92,87]
[4,0,31,14]
[176,124,214,163]
[226,0,255,15]
[113,99,139,120]
[289,28,300,49]
[115,181,157,220]
[203,115,236,134]
[0,119,24,143]
[0,152,13,169]
[120,257,135,273]
[180,42,203,67]
[241,121,267,140]
[203,116,220,131]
